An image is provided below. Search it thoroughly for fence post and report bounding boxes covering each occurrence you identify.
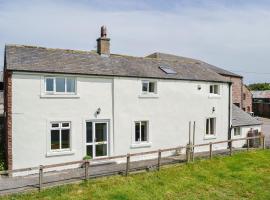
[186,144,191,163]
[125,153,130,176]
[157,150,161,171]
[191,145,195,162]
[209,143,213,159]
[85,160,89,180]
[230,141,233,156]
[263,136,266,149]
[247,138,250,151]
[39,165,43,191]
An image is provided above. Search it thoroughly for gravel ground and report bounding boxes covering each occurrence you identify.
[259,117,270,147]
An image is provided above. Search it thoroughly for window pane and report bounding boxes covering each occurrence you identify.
[51,130,60,150]
[46,78,54,92]
[61,129,70,149]
[210,118,215,135]
[62,122,70,128]
[206,119,209,135]
[95,123,107,142]
[142,82,148,92]
[51,123,59,128]
[56,78,65,92]
[135,122,140,142]
[66,78,75,93]
[214,85,219,94]
[141,121,147,141]
[86,145,93,158]
[149,82,155,93]
[86,122,93,143]
[95,144,107,157]
[210,85,213,93]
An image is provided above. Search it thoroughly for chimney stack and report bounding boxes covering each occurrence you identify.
[97,26,110,56]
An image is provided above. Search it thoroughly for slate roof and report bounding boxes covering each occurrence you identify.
[146,52,242,78]
[232,105,262,127]
[5,45,229,83]
[251,90,270,99]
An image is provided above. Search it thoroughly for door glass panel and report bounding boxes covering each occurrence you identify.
[95,144,107,157]
[86,122,93,143]
[86,145,93,158]
[95,123,107,142]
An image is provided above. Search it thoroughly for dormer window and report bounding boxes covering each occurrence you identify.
[142,81,157,94]
[45,77,76,94]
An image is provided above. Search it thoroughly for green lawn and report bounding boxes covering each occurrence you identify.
[2,150,270,200]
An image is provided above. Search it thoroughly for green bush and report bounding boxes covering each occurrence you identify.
[83,155,92,160]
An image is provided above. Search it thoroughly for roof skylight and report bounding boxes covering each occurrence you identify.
[159,65,177,74]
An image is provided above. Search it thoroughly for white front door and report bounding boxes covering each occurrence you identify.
[86,121,109,158]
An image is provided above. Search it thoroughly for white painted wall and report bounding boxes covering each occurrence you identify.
[232,125,262,148]
[11,72,230,170]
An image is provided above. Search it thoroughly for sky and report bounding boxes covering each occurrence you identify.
[0,0,270,84]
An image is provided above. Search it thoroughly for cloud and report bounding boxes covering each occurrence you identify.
[0,0,270,83]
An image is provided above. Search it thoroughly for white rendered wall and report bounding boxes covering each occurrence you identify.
[232,125,262,148]
[12,72,230,170]
[12,73,113,169]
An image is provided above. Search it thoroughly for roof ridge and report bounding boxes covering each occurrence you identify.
[5,44,98,55]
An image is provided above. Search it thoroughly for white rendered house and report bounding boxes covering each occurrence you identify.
[4,27,236,171]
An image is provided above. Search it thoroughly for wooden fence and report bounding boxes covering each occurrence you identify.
[0,135,266,192]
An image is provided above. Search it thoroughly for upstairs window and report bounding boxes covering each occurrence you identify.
[210,85,220,95]
[142,81,156,94]
[206,117,216,136]
[45,77,76,94]
[135,121,148,143]
[50,122,71,151]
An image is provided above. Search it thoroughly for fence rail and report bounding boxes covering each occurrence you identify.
[0,135,266,193]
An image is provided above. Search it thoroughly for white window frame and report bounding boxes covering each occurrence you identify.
[45,77,77,95]
[133,121,149,144]
[141,80,157,94]
[234,127,241,137]
[209,84,220,95]
[50,121,71,152]
[85,120,109,159]
[205,117,216,138]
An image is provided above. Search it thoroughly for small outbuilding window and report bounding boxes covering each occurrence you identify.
[45,77,76,94]
[142,81,156,94]
[206,118,216,136]
[209,85,220,95]
[234,127,241,136]
[50,122,71,151]
[134,121,148,143]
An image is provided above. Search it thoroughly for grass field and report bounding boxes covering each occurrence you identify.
[2,150,270,200]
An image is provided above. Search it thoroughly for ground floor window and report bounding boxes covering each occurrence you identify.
[50,122,71,151]
[206,118,216,136]
[234,127,241,136]
[135,121,148,143]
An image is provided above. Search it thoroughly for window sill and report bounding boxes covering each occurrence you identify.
[130,142,152,148]
[40,94,80,99]
[208,94,221,99]
[138,94,159,99]
[204,136,216,140]
[46,150,75,157]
